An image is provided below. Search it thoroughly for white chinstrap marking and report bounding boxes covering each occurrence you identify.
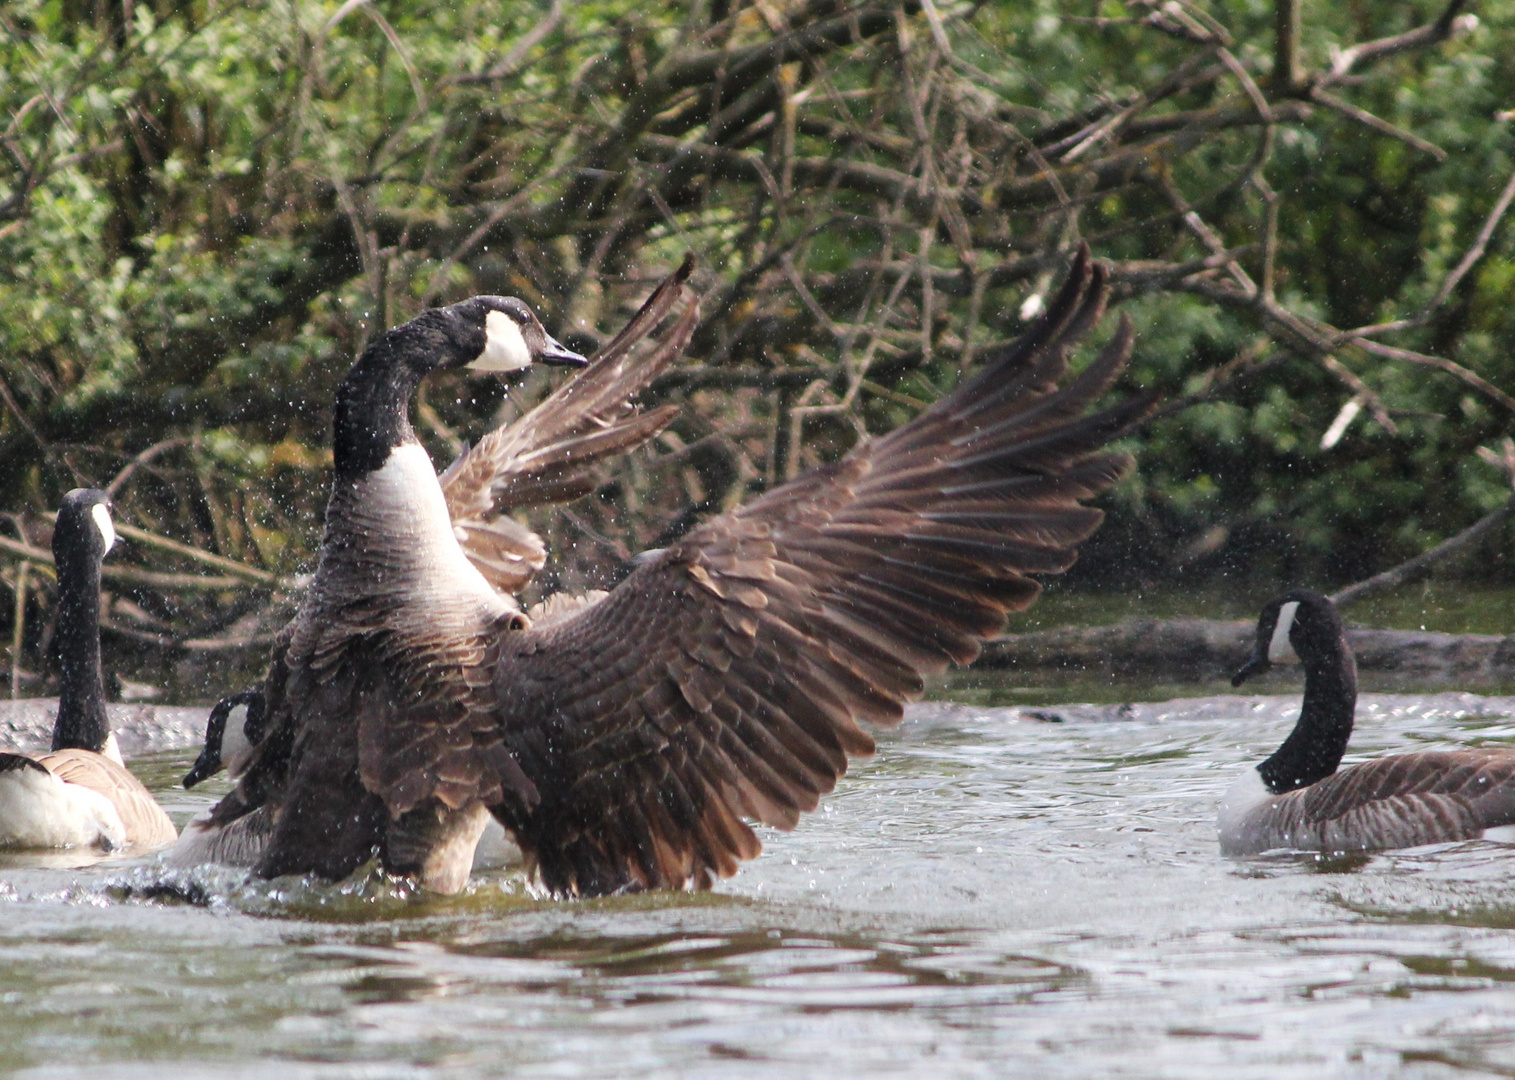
[469,311,532,373]
[91,503,116,554]
[1482,825,1515,843]
[1267,601,1300,664]
[100,732,122,766]
[221,703,255,778]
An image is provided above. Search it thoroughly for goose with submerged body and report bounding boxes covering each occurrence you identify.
[171,689,277,867]
[0,490,177,852]
[199,248,1152,897]
[1219,588,1515,855]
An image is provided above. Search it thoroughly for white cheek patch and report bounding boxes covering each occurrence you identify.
[1267,600,1300,664]
[221,704,251,760]
[222,703,257,778]
[90,504,116,554]
[468,311,532,373]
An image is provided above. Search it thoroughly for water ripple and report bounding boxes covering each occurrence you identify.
[4,691,1515,1078]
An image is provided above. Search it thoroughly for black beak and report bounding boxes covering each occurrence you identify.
[1231,648,1270,687]
[182,744,220,789]
[538,335,588,366]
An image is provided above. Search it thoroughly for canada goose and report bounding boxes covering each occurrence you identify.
[1219,589,1515,855]
[182,689,266,789]
[170,266,697,873]
[0,490,177,851]
[205,247,1152,897]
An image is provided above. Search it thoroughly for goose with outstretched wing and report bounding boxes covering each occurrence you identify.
[173,265,696,868]
[200,249,1153,896]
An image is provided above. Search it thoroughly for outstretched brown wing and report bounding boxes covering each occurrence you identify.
[486,250,1153,897]
[441,258,697,593]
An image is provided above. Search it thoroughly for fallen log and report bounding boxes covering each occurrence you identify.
[977,618,1515,686]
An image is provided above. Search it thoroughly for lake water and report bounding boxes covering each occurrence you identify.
[5,690,1515,1078]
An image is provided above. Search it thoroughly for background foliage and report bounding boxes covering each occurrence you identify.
[0,0,1512,694]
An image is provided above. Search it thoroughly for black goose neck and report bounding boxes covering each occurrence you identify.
[52,534,109,754]
[332,339,429,479]
[331,308,492,479]
[1257,631,1357,794]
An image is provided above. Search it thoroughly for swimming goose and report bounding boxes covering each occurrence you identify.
[1219,589,1515,855]
[209,247,1153,897]
[0,490,177,851]
[182,689,266,789]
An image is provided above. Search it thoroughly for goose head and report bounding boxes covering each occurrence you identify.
[333,297,586,478]
[369,295,587,380]
[54,488,115,568]
[456,296,587,374]
[1232,589,1357,795]
[183,690,267,789]
[1231,588,1343,686]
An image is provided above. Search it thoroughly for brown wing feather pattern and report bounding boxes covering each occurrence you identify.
[441,257,697,593]
[1262,751,1515,851]
[488,250,1154,896]
[38,749,178,848]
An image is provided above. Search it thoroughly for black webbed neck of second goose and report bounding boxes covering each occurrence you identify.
[51,504,110,754]
[1257,596,1357,795]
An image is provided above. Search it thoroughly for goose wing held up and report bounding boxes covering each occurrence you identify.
[440,256,696,594]
[463,251,1153,896]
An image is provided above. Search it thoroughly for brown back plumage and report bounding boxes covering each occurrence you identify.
[37,749,176,849]
[1234,750,1515,853]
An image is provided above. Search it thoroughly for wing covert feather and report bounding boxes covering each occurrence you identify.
[1246,752,1515,852]
[1278,751,1515,848]
[38,749,178,848]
